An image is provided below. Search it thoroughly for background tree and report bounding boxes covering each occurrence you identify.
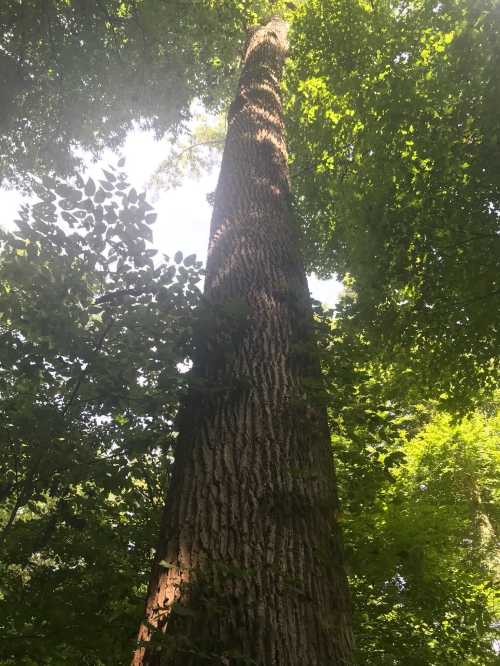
[286,0,500,411]
[0,165,202,664]
[318,312,499,664]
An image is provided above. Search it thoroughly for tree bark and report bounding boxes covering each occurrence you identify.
[133,16,353,666]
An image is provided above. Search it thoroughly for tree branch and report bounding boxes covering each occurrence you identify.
[62,317,114,417]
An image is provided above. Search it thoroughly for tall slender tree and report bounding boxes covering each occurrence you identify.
[133,16,353,666]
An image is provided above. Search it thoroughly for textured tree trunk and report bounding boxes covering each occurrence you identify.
[133,16,353,666]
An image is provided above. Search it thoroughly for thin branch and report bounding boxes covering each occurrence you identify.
[62,318,114,417]
[0,460,39,542]
[94,287,143,304]
[164,138,225,167]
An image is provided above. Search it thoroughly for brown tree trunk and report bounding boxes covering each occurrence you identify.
[133,16,353,666]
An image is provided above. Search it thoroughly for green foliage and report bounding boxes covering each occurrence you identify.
[149,113,226,192]
[347,407,499,664]
[1,3,499,663]
[286,0,500,409]
[322,318,499,663]
[0,165,203,664]
[0,0,285,185]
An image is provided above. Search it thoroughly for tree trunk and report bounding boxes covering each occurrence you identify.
[133,16,353,666]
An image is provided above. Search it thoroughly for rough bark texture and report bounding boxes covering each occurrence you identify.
[133,16,353,666]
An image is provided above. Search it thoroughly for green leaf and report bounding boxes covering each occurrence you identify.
[183,253,196,267]
[85,178,96,197]
[94,189,106,204]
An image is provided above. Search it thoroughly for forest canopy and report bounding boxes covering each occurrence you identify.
[0,1,499,664]
[2,0,498,407]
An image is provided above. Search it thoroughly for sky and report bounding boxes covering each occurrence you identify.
[0,127,343,306]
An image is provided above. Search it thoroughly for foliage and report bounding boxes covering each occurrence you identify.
[347,407,499,664]
[148,113,226,192]
[0,165,202,664]
[286,0,500,410]
[0,0,285,185]
[0,168,497,665]
[1,2,499,663]
[321,317,499,664]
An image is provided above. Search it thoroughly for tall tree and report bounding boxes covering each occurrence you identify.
[133,16,353,666]
[2,2,498,663]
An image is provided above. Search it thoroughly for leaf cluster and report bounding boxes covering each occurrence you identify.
[321,317,499,664]
[0,164,202,664]
[286,0,500,409]
[0,0,284,186]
